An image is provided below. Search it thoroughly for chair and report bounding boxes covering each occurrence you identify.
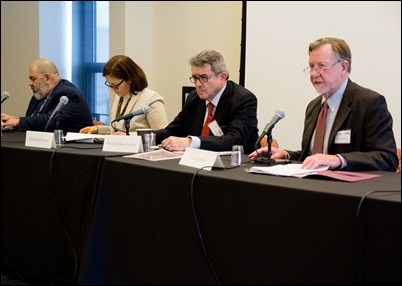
[93,120,105,126]
[260,136,278,148]
[397,148,401,174]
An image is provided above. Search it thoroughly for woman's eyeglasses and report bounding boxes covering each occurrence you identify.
[104,79,124,89]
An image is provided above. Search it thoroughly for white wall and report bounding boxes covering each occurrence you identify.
[245,1,401,149]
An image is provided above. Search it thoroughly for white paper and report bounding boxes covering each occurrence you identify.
[65,132,105,142]
[124,148,183,161]
[249,163,329,177]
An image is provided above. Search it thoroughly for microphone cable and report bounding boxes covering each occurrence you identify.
[353,189,401,285]
[49,146,79,281]
[189,161,253,285]
[48,145,111,281]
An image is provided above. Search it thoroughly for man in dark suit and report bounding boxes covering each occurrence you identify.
[155,49,259,154]
[250,37,398,171]
[1,58,93,133]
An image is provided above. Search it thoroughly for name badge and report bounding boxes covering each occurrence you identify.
[208,120,224,136]
[334,129,351,144]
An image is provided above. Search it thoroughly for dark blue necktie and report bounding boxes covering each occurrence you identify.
[31,99,46,116]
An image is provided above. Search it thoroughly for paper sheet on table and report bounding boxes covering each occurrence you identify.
[65,132,105,142]
[249,163,329,176]
[248,163,381,182]
[124,148,183,161]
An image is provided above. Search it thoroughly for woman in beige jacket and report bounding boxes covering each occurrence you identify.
[80,55,168,135]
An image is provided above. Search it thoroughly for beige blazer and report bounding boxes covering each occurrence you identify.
[98,87,168,134]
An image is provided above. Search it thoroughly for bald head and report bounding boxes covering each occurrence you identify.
[28,58,62,100]
[30,58,60,76]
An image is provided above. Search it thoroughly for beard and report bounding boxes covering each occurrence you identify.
[32,80,48,100]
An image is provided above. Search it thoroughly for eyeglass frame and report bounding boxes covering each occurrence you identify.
[104,78,125,88]
[303,59,341,74]
[189,74,216,84]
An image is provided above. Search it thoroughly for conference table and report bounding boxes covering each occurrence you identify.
[1,131,400,285]
[79,154,401,284]
[1,131,130,284]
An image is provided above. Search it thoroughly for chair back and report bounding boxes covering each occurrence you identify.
[260,136,278,148]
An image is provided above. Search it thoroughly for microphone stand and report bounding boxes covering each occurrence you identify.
[254,132,278,166]
[55,116,60,130]
[44,113,56,132]
[267,133,273,159]
[124,118,131,135]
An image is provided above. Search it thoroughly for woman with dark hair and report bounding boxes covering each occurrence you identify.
[80,55,168,134]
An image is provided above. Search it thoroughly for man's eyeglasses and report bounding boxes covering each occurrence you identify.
[303,59,341,74]
[189,74,215,84]
[104,79,124,89]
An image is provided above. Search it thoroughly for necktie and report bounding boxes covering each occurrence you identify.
[31,99,46,116]
[313,100,328,154]
[201,102,214,136]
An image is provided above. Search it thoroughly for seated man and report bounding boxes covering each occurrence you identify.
[155,49,259,154]
[250,37,397,171]
[1,58,92,133]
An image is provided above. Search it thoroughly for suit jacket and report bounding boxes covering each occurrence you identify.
[19,79,93,134]
[97,87,168,134]
[155,80,259,154]
[288,79,398,171]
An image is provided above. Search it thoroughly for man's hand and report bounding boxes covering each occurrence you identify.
[161,136,191,151]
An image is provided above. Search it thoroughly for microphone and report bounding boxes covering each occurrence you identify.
[112,105,151,123]
[44,96,69,131]
[255,109,285,148]
[1,91,10,104]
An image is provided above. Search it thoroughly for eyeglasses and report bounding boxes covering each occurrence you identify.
[303,59,341,74]
[189,74,215,84]
[104,79,124,89]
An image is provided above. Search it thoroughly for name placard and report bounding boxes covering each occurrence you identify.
[179,147,224,171]
[25,131,56,149]
[102,135,143,153]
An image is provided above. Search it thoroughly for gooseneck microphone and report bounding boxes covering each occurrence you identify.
[44,96,69,131]
[255,109,285,148]
[112,105,151,123]
[1,91,10,104]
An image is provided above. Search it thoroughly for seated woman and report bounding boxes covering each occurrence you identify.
[80,55,168,134]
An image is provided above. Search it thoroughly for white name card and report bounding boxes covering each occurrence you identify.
[179,147,224,171]
[25,131,56,149]
[102,135,143,153]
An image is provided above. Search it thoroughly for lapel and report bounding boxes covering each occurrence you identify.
[305,97,322,143]
[212,81,232,123]
[127,93,139,112]
[328,81,353,145]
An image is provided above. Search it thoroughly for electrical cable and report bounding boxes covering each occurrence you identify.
[353,189,401,285]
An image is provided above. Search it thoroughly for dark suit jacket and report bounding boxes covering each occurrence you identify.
[288,79,398,171]
[19,79,93,133]
[155,80,259,154]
